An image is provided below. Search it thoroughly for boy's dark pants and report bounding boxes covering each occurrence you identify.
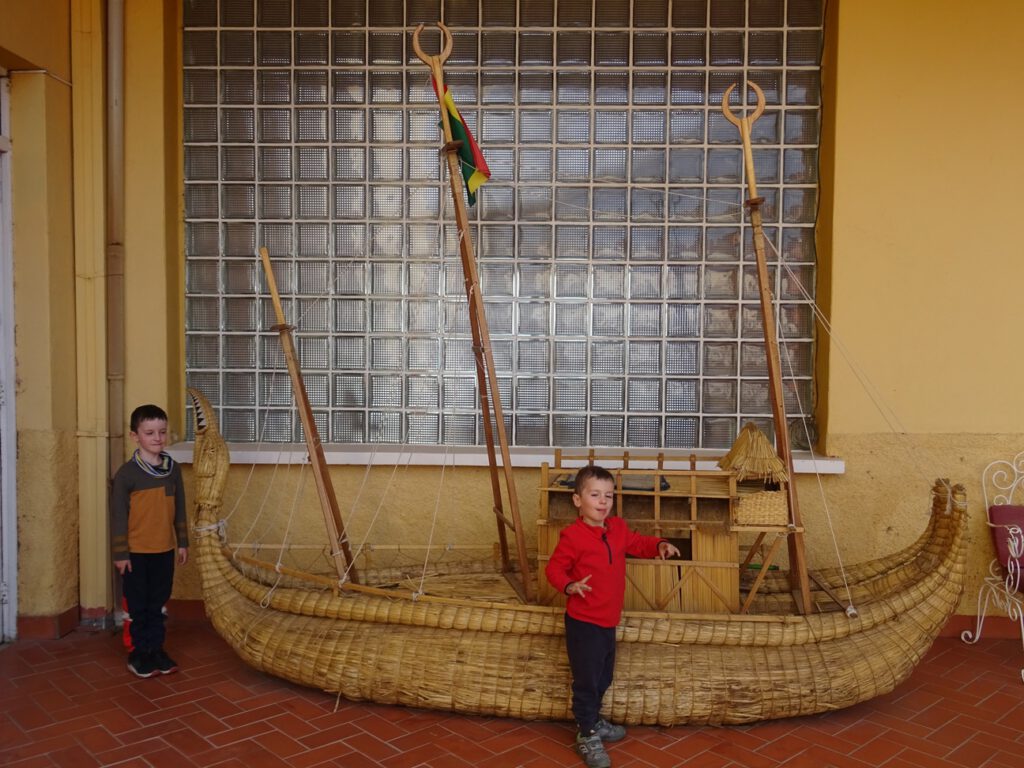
[123,550,175,653]
[565,614,616,735]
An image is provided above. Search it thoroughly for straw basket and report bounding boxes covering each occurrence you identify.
[735,490,789,526]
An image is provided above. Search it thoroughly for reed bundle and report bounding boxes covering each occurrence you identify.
[718,422,789,484]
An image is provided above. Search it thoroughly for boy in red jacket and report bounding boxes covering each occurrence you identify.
[546,465,680,768]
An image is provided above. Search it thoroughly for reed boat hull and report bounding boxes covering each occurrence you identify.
[188,389,967,725]
[192,498,967,726]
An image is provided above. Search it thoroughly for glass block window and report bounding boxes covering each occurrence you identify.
[183,0,822,449]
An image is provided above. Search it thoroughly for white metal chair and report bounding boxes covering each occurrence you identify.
[961,452,1024,682]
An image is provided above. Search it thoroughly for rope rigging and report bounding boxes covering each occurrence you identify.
[202,66,940,618]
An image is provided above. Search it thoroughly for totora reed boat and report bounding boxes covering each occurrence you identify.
[189,387,967,726]
[185,23,968,726]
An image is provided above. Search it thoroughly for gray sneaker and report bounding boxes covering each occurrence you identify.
[575,732,611,768]
[593,718,626,743]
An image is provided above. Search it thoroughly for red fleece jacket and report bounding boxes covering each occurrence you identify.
[545,516,664,628]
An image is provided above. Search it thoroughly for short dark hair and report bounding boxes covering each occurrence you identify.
[574,464,615,494]
[130,404,168,432]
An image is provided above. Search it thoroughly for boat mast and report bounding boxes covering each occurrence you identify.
[722,83,812,615]
[258,246,359,585]
[413,23,533,602]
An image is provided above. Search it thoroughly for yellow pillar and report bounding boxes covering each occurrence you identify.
[10,70,79,632]
[124,0,183,428]
[72,0,113,621]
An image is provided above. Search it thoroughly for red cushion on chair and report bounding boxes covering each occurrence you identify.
[988,505,1024,575]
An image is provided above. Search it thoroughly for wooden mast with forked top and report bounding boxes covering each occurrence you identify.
[721,82,812,615]
[258,246,359,585]
[412,22,533,602]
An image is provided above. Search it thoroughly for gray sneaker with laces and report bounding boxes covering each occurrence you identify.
[575,732,611,768]
[593,718,626,743]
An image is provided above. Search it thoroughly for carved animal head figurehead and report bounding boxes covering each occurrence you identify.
[188,388,230,509]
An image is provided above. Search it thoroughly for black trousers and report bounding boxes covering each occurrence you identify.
[565,613,616,735]
[123,550,175,653]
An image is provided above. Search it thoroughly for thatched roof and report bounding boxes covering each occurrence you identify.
[718,422,789,484]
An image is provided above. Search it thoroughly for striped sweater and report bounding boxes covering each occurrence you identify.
[110,454,187,561]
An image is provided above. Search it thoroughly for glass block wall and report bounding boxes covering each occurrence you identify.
[182,0,822,448]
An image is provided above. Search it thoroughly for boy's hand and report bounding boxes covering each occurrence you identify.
[178,547,189,565]
[114,559,131,575]
[566,574,592,598]
[658,541,681,560]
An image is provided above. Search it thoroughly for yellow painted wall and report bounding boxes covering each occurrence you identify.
[813,0,1024,613]
[8,67,79,617]
[0,0,71,79]
[824,0,1023,435]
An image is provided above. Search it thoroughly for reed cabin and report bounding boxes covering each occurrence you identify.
[536,450,794,614]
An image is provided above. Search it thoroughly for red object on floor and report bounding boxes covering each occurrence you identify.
[120,596,133,651]
[1,619,1021,767]
[121,599,170,652]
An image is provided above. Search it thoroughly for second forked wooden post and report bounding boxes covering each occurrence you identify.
[722,82,811,616]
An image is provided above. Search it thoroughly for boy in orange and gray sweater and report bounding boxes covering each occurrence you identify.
[110,404,189,678]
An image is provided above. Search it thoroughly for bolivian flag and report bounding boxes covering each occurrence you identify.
[432,78,490,206]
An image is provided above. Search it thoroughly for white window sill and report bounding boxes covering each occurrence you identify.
[167,443,844,475]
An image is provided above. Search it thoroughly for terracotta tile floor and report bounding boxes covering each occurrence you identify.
[1,619,1021,767]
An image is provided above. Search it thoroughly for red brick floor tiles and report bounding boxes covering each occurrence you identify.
[0,620,1021,767]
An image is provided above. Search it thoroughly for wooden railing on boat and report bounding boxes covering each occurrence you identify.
[536,450,801,614]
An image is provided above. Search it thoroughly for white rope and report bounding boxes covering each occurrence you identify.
[192,519,226,541]
[274,457,308,572]
[774,270,856,614]
[414,445,452,599]
[230,447,291,560]
[258,572,284,609]
[761,228,959,616]
[772,251,907,434]
[222,366,281,524]
[340,451,412,585]
[768,238,947,499]
[341,442,379,531]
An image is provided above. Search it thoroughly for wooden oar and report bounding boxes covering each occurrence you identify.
[722,82,811,615]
